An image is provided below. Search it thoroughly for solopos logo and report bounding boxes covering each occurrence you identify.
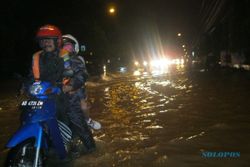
[202,151,240,158]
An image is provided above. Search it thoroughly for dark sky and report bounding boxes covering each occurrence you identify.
[0,0,202,75]
[115,0,201,59]
[118,0,201,36]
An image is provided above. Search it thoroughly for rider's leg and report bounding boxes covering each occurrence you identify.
[66,92,96,152]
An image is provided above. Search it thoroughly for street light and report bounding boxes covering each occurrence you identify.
[182,45,185,48]
[108,6,116,15]
[134,61,139,66]
[177,33,182,37]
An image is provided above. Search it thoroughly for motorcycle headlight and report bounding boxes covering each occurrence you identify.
[30,83,43,95]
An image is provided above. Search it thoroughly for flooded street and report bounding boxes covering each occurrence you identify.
[1,68,250,166]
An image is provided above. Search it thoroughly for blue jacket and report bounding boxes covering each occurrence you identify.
[63,53,89,90]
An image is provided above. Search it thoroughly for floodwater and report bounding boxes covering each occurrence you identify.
[1,67,250,167]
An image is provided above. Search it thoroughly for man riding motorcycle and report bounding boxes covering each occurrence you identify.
[32,25,96,155]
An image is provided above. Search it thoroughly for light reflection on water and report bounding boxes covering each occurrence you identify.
[186,132,205,141]
[146,125,164,129]
[90,71,200,166]
[136,112,156,118]
[86,71,250,166]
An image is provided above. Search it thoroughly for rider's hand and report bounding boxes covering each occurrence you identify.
[33,81,41,85]
[81,98,91,110]
[62,85,73,93]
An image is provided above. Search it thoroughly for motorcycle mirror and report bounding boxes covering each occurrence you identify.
[80,45,86,52]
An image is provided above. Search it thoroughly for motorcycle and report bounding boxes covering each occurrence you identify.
[5,81,73,167]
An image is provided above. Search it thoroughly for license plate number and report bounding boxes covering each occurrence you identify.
[21,100,44,109]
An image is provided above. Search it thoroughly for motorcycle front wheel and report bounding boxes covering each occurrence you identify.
[5,139,44,167]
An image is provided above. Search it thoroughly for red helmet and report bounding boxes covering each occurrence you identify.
[36,24,62,46]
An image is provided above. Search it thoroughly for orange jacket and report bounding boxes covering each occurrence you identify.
[32,49,69,82]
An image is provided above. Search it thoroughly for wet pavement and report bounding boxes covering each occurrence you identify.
[1,67,250,166]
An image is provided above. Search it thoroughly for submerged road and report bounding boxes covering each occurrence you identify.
[1,67,250,166]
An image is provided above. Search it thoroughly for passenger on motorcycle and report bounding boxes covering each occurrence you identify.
[60,34,97,156]
[62,34,101,130]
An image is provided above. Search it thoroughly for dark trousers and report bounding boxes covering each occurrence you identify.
[66,90,96,150]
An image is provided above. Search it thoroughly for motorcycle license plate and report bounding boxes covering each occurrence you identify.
[21,100,44,110]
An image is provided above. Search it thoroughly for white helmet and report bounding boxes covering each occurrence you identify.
[62,34,79,54]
